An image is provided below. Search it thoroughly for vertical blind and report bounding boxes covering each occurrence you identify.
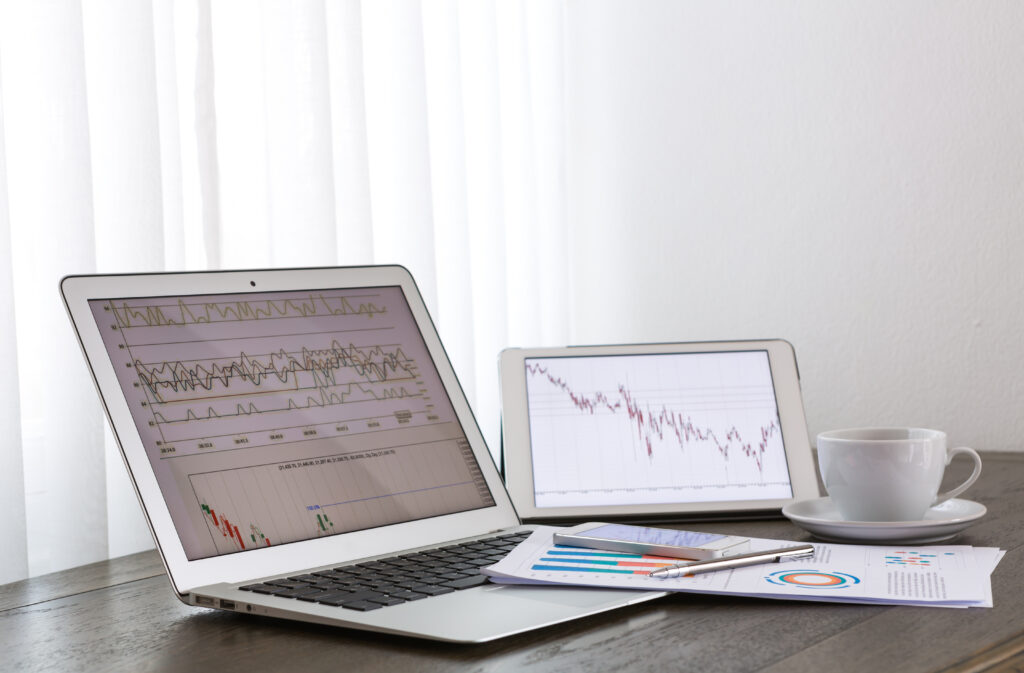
[0,0,570,583]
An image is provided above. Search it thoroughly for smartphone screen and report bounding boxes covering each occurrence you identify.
[579,524,727,548]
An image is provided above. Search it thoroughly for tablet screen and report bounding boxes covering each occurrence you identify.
[523,350,793,509]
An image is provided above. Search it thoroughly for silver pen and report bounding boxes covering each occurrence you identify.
[648,544,815,578]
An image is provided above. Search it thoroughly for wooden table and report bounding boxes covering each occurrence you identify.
[3,452,1023,673]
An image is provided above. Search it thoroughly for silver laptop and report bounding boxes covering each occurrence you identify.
[61,266,663,643]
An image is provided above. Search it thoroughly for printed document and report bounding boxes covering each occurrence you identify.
[484,527,1002,608]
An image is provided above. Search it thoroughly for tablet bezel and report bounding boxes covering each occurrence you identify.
[499,340,819,522]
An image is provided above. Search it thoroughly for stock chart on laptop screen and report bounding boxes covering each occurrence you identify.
[90,287,493,560]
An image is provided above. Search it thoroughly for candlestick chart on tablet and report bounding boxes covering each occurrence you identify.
[90,287,493,559]
[524,350,793,508]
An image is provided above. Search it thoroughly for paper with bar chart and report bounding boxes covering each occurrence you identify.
[483,527,1003,608]
[90,287,493,559]
[524,351,793,508]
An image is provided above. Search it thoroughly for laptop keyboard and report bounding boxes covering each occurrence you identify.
[238,531,530,612]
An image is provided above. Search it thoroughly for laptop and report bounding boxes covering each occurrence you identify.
[61,265,664,643]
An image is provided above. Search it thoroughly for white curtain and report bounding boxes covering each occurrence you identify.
[0,0,570,583]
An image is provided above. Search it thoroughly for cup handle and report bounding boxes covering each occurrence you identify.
[933,446,983,506]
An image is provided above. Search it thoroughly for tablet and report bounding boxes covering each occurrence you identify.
[499,340,819,522]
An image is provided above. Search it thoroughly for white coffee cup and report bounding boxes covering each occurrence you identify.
[816,428,982,522]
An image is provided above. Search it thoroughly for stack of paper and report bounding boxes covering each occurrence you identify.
[483,526,1004,608]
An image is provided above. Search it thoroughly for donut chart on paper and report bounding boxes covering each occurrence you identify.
[764,569,861,589]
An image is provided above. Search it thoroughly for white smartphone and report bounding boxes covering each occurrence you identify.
[551,522,750,560]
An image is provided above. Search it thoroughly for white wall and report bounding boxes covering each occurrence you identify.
[564,1,1024,451]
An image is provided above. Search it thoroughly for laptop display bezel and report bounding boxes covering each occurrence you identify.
[61,266,519,595]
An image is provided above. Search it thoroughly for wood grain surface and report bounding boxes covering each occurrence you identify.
[2,453,1021,673]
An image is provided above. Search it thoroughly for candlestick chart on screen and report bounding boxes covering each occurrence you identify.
[524,351,793,508]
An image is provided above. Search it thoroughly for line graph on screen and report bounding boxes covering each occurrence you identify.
[98,291,451,456]
[526,362,778,469]
[109,292,386,327]
[525,351,792,507]
[137,341,424,443]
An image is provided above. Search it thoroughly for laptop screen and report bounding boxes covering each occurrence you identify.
[89,286,495,560]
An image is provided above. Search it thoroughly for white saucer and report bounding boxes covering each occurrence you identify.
[781,497,987,544]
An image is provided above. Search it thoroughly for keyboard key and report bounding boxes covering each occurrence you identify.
[370,584,403,595]
[333,577,371,586]
[415,576,449,586]
[443,574,490,590]
[311,592,356,605]
[245,584,289,595]
[275,586,327,598]
[409,585,454,596]
[317,595,359,607]
[463,544,494,552]
[339,590,388,602]
[265,579,312,589]
[434,555,468,564]
[437,572,471,581]
[408,570,438,579]
[296,590,336,602]
[312,571,349,581]
[341,600,383,611]
[376,567,407,577]
[367,596,406,607]
[481,536,509,549]
[394,579,429,590]
[389,590,428,601]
